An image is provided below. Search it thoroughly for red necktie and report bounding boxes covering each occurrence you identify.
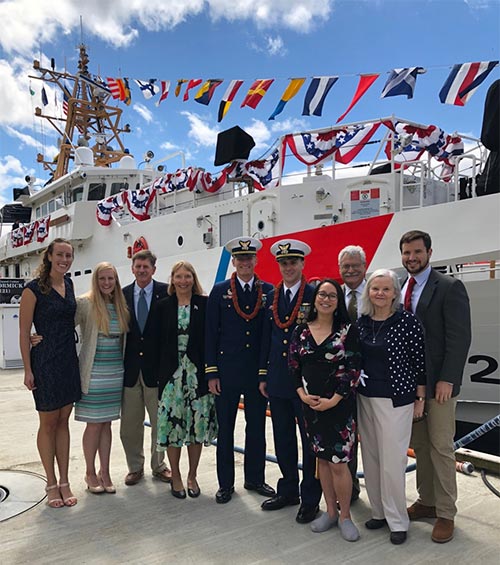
[404,277,416,312]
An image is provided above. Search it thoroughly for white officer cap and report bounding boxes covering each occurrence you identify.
[270,239,311,261]
[225,236,262,257]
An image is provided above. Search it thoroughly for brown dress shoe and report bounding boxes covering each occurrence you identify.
[152,468,172,483]
[432,518,454,543]
[125,470,144,486]
[407,501,437,520]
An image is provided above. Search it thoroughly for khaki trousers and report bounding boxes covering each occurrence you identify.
[410,397,457,520]
[120,373,165,474]
[358,395,413,532]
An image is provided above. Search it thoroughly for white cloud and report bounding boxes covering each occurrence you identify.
[244,119,273,152]
[251,35,287,57]
[133,103,154,123]
[0,1,332,54]
[181,111,220,147]
[0,155,33,204]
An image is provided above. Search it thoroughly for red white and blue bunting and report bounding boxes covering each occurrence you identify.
[10,216,51,248]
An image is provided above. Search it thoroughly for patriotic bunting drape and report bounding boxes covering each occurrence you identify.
[11,217,51,248]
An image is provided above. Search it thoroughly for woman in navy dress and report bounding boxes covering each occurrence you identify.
[20,238,81,508]
[289,279,361,541]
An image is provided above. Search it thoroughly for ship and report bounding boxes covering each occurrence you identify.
[0,45,498,443]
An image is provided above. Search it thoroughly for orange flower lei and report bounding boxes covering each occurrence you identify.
[230,272,263,321]
[272,275,307,329]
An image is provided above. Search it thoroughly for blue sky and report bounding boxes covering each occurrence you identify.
[0,0,498,206]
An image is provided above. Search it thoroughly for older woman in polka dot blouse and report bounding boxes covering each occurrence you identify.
[356,269,426,546]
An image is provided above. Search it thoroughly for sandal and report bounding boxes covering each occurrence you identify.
[45,484,64,508]
[59,483,78,507]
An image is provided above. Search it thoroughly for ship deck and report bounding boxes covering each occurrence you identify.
[1,367,499,565]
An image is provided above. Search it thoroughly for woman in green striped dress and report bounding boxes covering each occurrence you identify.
[74,263,130,494]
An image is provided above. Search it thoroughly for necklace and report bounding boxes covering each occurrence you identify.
[371,318,387,343]
[230,272,263,321]
[271,276,307,329]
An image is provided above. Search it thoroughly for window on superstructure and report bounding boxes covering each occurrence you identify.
[41,203,48,216]
[35,207,41,219]
[14,264,20,278]
[110,182,128,196]
[72,186,84,203]
[3,266,8,277]
[88,183,106,201]
[48,199,55,213]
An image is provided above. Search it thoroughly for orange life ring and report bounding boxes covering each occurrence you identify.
[132,236,149,255]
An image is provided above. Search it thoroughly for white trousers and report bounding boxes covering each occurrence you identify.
[358,395,413,532]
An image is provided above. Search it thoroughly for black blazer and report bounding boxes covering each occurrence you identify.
[412,268,471,397]
[156,293,208,397]
[123,279,168,388]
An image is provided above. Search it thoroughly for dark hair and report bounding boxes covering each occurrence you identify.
[132,249,157,267]
[307,278,350,331]
[399,230,432,252]
[35,238,74,295]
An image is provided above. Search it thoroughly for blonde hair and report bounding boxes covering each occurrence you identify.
[168,261,204,296]
[85,262,130,335]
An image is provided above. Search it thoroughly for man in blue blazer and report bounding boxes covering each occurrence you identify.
[121,250,171,486]
[259,239,322,524]
[205,237,275,504]
[400,230,471,544]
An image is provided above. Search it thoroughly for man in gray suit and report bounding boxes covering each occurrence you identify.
[399,230,471,544]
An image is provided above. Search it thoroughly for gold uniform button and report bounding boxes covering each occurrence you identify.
[284,328,289,333]
[220,351,224,355]
[246,331,250,335]
[283,339,288,345]
[139,352,144,357]
[282,352,287,357]
[285,315,289,320]
[246,344,251,348]
[245,305,250,310]
[140,337,144,341]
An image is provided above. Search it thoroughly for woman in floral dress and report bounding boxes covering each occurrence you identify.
[156,261,217,499]
[289,279,361,541]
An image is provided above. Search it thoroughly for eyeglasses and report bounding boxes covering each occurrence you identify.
[317,291,338,300]
[340,262,363,271]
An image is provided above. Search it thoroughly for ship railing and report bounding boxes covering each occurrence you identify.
[445,262,500,281]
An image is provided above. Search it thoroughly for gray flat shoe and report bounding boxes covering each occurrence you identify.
[310,512,339,533]
[339,518,360,542]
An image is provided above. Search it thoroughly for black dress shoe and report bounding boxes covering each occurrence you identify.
[295,504,319,524]
[215,487,234,504]
[187,487,201,498]
[244,482,276,497]
[390,531,407,545]
[170,484,186,499]
[365,518,387,530]
[261,494,300,511]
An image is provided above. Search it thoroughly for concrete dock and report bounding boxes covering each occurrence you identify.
[1,368,499,564]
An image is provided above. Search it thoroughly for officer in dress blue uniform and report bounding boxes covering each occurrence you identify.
[259,239,322,524]
[205,237,275,504]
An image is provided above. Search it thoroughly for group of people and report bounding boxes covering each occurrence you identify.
[20,228,471,547]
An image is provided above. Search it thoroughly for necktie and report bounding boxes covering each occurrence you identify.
[404,277,417,312]
[347,290,357,323]
[137,288,148,333]
[244,283,250,293]
[285,288,292,308]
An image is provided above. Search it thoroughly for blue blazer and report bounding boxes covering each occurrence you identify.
[205,277,273,389]
[259,283,314,399]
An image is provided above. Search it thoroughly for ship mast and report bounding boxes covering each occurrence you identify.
[30,44,131,180]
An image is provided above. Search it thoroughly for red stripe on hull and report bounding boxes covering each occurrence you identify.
[258,213,394,284]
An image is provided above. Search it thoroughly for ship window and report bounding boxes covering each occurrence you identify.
[72,186,84,202]
[74,270,81,276]
[55,197,64,209]
[84,269,92,275]
[111,182,128,196]
[177,235,184,247]
[35,207,41,219]
[14,264,20,278]
[88,183,106,201]
[219,211,243,246]
[48,199,55,213]
[41,202,48,216]
[3,266,8,277]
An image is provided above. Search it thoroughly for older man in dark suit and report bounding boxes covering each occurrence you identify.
[400,230,471,544]
[121,250,171,486]
[206,237,275,504]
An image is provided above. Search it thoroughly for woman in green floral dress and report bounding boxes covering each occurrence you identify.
[156,261,217,499]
